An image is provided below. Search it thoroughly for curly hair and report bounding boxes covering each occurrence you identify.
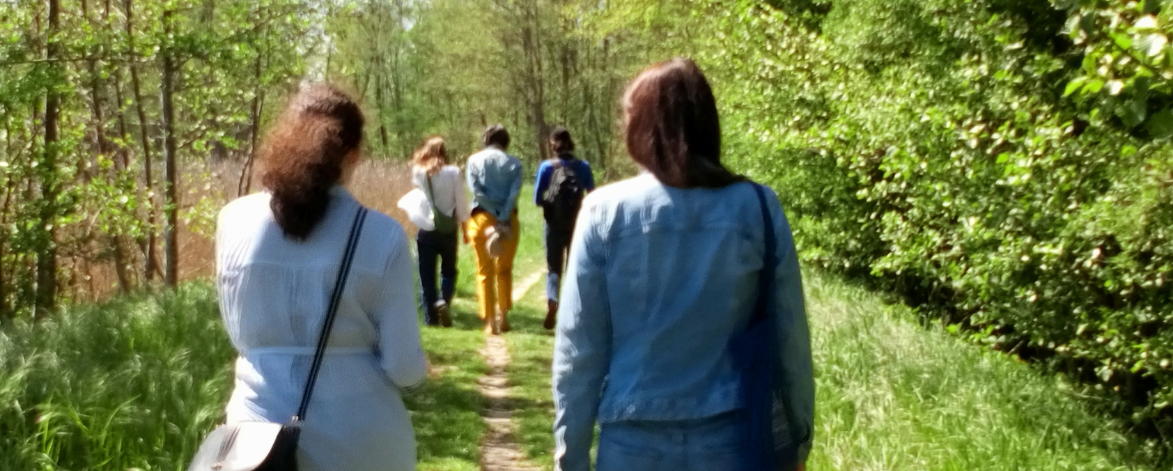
[260,84,365,240]
[411,136,448,176]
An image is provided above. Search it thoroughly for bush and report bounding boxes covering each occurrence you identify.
[696,0,1173,449]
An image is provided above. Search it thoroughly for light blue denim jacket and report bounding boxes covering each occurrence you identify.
[552,173,814,471]
[466,145,523,222]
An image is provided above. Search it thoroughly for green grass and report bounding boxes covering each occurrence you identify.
[0,284,233,471]
[499,271,1158,471]
[804,273,1151,471]
[0,183,1159,470]
[503,286,558,469]
[405,300,487,471]
[410,189,547,471]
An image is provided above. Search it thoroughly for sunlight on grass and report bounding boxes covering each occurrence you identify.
[1,181,1156,470]
[504,287,557,470]
[408,301,487,471]
[804,273,1152,471]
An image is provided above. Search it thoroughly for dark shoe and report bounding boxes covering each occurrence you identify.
[544,300,558,330]
[435,300,452,328]
[499,309,512,333]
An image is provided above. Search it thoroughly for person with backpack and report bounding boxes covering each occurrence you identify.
[408,136,470,327]
[466,124,524,335]
[533,127,595,330]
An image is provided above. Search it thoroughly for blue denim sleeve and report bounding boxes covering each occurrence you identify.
[534,161,551,206]
[553,202,610,471]
[466,158,489,211]
[771,198,815,463]
[499,156,523,222]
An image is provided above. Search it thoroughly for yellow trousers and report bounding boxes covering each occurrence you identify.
[467,210,520,320]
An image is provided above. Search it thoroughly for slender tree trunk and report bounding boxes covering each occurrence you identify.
[375,73,390,153]
[125,0,158,281]
[36,0,62,318]
[160,10,179,288]
[83,0,131,294]
[239,51,265,197]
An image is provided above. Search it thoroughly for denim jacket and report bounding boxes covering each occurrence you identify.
[466,146,523,222]
[552,173,814,471]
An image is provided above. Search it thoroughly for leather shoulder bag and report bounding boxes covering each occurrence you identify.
[187,205,368,471]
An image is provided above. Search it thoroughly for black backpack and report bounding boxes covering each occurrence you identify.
[542,160,584,231]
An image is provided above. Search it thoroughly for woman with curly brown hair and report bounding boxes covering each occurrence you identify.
[214,84,426,471]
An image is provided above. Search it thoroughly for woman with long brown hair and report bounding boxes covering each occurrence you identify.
[214,84,426,470]
[409,136,470,327]
[551,58,814,471]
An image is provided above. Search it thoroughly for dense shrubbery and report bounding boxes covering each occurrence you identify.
[693,0,1173,446]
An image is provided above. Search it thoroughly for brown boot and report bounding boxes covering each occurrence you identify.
[483,313,499,335]
[544,300,558,330]
[498,309,512,333]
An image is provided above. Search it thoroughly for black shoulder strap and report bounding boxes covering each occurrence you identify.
[294,205,368,422]
[751,183,776,323]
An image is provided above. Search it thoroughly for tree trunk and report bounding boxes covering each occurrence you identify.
[83,0,132,294]
[124,0,158,282]
[239,50,265,197]
[160,10,180,288]
[37,0,62,318]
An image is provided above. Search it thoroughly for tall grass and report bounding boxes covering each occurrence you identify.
[0,284,232,470]
[503,269,1159,470]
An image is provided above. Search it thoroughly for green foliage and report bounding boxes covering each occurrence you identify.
[0,0,315,315]
[675,0,1173,451]
[0,284,232,470]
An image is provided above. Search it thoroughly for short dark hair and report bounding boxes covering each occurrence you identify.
[549,126,575,154]
[482,124,510,149]
[622,58,743,189]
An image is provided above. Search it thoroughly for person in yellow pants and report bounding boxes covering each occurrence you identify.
[465,124,523,335]
[466,209,520,334]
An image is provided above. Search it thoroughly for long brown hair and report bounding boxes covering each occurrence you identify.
[411,136,448,176]
[623,58,743,188]
[260,84,365,240]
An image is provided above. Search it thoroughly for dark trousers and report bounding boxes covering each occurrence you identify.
[417,229,458,325]
[544,223,572,303]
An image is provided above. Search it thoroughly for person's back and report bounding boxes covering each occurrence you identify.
[466,145,522,220]
[407,137,470,327]
[465,125,524,334]
[215,84,426,471]
[568,174,794,415]
[552,59,813,471]
[534,127,596,329]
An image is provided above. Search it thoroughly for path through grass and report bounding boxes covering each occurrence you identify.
[0,183,1161,470]
[501,269,1157,471]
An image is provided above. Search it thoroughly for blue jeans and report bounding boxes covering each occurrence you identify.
[544,223,571,303]
[595,413,744,471]
[417,229,457,325]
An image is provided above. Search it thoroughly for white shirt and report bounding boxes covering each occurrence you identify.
[216,186,426,471]
[404,165,471,231]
